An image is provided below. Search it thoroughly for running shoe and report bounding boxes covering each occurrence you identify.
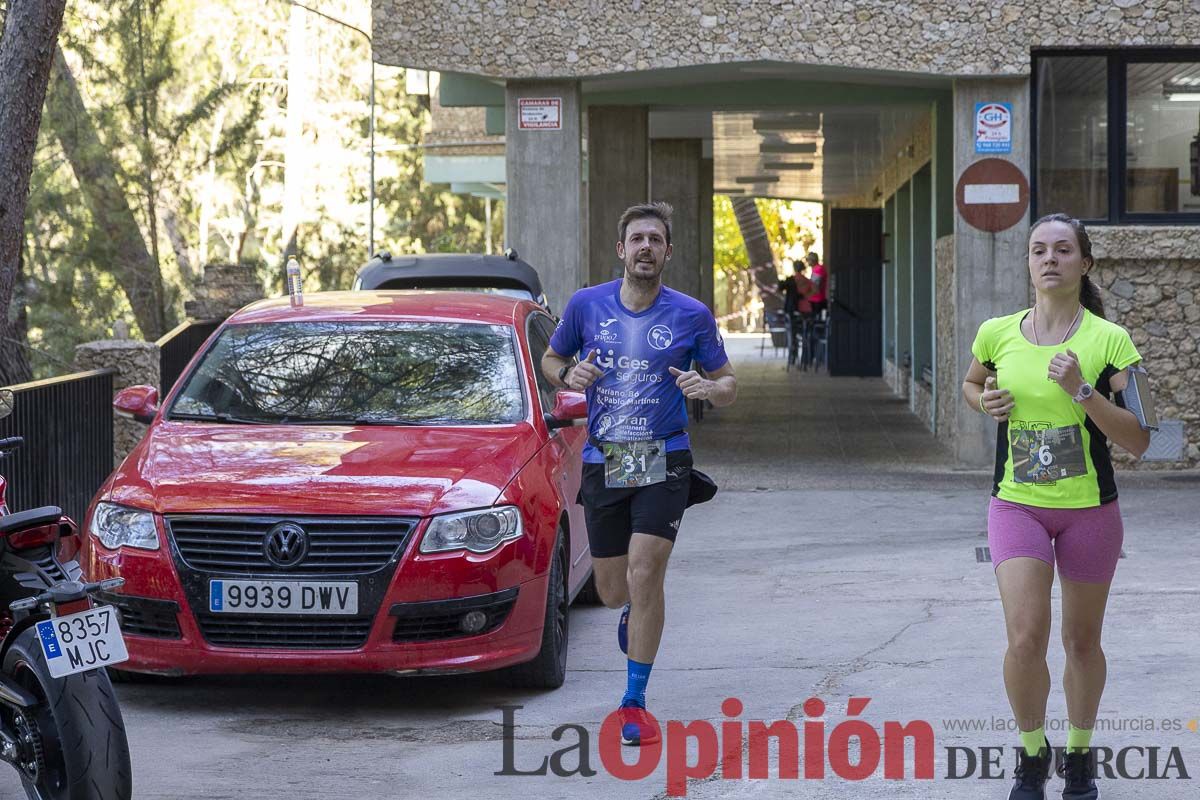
[617,602,630,654]
[1009,739,1053,800]
[1059,750,1099,800]
[619,699,660,747]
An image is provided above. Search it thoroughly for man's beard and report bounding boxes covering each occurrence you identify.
[625,257,663,288]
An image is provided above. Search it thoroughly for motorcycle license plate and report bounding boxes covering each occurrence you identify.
[35,605,129,679]
[208,579,358,615]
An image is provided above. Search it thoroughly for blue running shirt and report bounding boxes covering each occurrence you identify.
[549,280,730,464]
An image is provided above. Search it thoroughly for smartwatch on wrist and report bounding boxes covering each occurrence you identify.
[557,364,572,386]
[1073,383,1094,403]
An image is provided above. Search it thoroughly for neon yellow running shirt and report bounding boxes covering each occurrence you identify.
[971,309,1141,509]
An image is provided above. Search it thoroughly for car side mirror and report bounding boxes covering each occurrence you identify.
[544,390,587,430]
[113,385,159,424]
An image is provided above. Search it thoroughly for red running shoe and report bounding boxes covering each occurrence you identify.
[619,700,661,746]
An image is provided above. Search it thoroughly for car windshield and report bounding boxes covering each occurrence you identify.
[169,321,525,425]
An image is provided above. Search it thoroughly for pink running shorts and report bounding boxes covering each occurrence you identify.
[987,497,1124,584]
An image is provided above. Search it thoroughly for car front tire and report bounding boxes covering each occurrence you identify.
[499,529,568,689]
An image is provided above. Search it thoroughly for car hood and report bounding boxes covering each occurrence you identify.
[106,422,541,518]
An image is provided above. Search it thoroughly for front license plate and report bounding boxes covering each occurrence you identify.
[36,606,129,679]
[208,580,358,615]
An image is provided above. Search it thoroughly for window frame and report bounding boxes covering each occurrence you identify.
[523,311,560,416]
[1032,47,1200,225]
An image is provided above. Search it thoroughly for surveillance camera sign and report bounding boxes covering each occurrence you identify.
[518,98,562,130]
[975,103,1012,154]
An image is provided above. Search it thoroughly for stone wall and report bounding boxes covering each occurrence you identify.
[427,88,504,157]
[73,341,159,468]
[1089,226,1200,469]
[884,357,914,401]
[913,380,933,431]
[375,1,1200,78]
[184,263,265,321]
[934,235,957,442]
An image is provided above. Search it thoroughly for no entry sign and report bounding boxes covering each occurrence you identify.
[955,158,1030,233]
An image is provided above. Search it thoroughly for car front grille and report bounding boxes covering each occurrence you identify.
[95,591,182,639]
[194,614,374,649]
[165,515,416,575]
[390,588,519,642]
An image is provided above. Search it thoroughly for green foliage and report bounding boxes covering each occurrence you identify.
[712,194,822,327]
[713,194,748,271]
[758,197,822,268]
[21,0,495,377]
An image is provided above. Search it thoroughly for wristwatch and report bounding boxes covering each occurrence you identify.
[557,364,572,386]
[1073,383,1094,403]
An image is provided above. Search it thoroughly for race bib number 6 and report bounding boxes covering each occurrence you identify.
[1010,424,1088,484]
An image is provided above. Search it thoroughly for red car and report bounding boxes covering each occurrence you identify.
[81,291,592,687]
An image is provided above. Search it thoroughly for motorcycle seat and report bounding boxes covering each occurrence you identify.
[0,506,64,534]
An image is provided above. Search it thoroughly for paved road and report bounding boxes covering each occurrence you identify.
[3,336,1196,799]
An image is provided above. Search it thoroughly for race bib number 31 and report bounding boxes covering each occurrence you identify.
[1010,424,1088,484]
[603,440,667,488]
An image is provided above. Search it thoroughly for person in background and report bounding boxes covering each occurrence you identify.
[777,260,814,367]
[805,251,828,317]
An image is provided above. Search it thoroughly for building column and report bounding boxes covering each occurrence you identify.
[587,106,649,287]
[953,78,1031,466]
[505,81,584,314]
[882,195,895,380]
[931,93,955,438]
[911,164,933,422]
[699,157,714,310]
[895,182,912,401]
[650,139,703,301]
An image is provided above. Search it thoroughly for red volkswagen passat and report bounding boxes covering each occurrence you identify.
[81,291,591,687]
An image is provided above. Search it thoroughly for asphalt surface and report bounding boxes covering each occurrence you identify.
[2,335,1197,799]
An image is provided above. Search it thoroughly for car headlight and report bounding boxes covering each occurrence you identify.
[420,506,523,554]
[90,503,160,551]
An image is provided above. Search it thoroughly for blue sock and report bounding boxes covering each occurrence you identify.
[622,659,653,707]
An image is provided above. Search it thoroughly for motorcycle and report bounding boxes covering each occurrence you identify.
[0,389,132,799]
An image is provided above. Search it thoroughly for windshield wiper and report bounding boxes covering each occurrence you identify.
[168,411,267,424]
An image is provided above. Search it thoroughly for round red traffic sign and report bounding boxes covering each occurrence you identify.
[955,158,1030,233]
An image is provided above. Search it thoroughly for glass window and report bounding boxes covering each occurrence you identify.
[1125,61,1200,214]
[169,321,525,425]
[1035,56,1109,219]
[524,315,557,412]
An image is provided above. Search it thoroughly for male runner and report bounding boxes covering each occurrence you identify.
[542,201,737,746]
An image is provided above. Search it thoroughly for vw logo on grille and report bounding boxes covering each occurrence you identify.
[263,522,309,568]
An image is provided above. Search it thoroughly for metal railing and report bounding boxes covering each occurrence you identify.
[0,370,116,526]
[158,319,222,394]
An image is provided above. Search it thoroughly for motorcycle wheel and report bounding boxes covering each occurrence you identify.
[1,627,132,800]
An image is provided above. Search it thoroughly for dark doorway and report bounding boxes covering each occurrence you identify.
[828,208,884,377]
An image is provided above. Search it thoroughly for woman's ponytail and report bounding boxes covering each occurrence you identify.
[1080,273,1106,320]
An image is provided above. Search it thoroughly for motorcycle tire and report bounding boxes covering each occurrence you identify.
[1,626,132,800]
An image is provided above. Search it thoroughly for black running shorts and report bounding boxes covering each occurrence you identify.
[578,450,693,558]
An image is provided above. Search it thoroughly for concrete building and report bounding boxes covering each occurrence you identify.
[373,2,1200,468]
